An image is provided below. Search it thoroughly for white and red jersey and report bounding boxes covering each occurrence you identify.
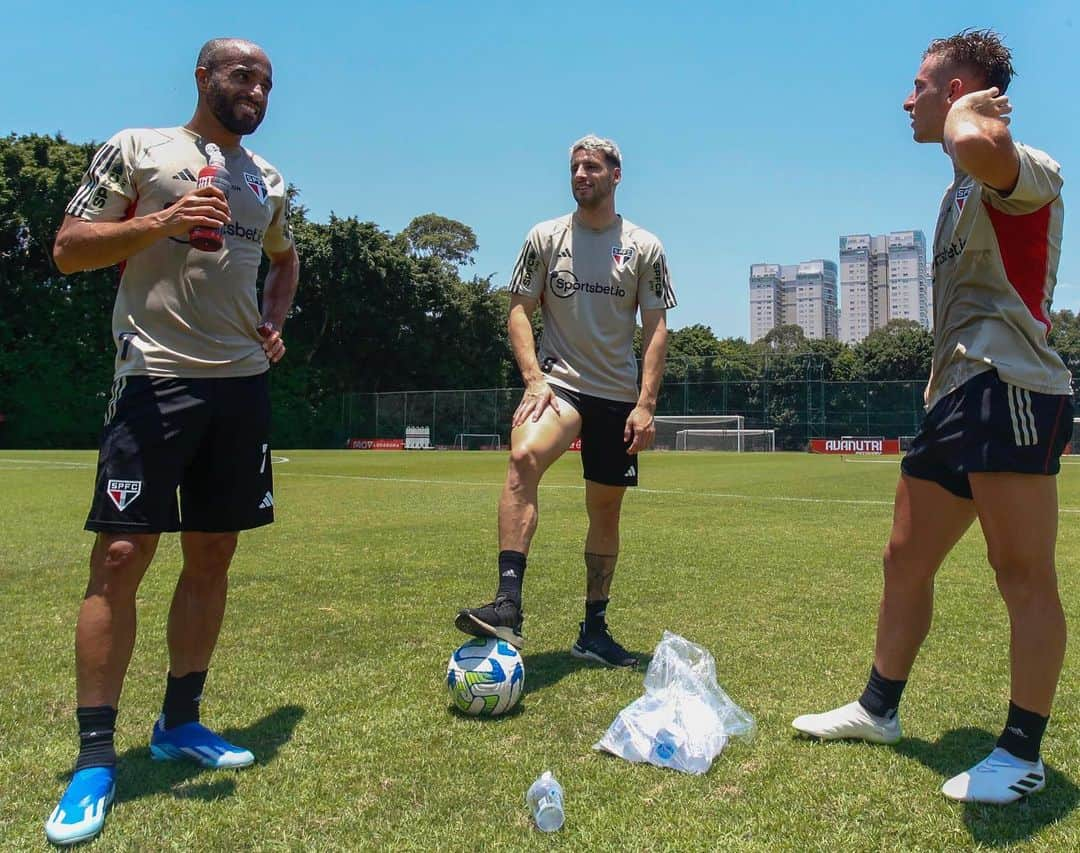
[66,127,293,380]
[925,142,1071,409]
[508,213,675,403]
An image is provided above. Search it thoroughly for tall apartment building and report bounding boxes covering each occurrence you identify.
[839,230,930,344]
[749,260,838,342]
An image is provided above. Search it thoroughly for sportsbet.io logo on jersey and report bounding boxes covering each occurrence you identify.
[548,269,627,300]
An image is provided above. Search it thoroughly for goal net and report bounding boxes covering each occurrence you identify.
[674,428,775,452]
[654,415,744,451]
[453,433,502,451]
[1067,418,1080,455]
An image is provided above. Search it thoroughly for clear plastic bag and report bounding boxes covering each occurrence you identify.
[594,631,755,775]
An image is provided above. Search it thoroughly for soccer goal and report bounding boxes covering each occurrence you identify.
[674,428,775,452]
[654,415,744,451]
[1067,418,1080,455]
[453,433,502,451]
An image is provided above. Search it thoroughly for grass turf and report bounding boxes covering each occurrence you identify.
[2,449,1080,850]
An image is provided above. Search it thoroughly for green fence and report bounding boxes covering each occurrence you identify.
[341,379,930,451]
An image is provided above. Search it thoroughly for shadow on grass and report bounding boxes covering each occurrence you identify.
[894,727,1079,847]
[523,649,652,693]
[101,705,305,805]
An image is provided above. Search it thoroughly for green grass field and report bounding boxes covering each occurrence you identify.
[3,449,1080,851]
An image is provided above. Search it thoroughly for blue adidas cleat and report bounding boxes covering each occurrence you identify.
[150,717,254,768]
[45,766,116,846]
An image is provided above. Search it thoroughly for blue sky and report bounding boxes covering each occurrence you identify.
[3,0,1077,340]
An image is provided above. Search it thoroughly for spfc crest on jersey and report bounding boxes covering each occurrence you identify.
[244,172,269,204]
[106,479,141,512]
[954,184,972,215]
[612,246,635,269]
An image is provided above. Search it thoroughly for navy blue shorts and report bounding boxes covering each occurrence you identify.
[86,373,275,533]
[901,369,1073,499]
[550,385,638,487]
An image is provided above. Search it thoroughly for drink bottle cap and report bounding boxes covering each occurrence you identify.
[205,143,226,167]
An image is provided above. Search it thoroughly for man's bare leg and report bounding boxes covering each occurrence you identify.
[572,480,637,666]
[873,475,977,680]
[971,472,1063,738]
[497,403,582,552]
[76,533,160,709]
[792,474,975,742]
[456,403,581,646]
[151,530,253,769]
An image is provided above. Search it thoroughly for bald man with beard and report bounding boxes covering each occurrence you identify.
[46,39,298,845]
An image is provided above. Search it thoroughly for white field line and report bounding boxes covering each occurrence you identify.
[276,470,1080,513]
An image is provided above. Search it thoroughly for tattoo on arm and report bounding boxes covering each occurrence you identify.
[585,551,618,601]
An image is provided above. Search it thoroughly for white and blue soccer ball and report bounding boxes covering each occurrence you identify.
[446,637,525,716]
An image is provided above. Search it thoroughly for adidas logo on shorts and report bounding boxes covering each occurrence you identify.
[624,465,636,478]
[258,491,274,510]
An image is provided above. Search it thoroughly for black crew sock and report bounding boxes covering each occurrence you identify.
[858,664,906,719]
[997,700,1049,762]
[584,599,609,634]
[496,550,526,605]
[74,705,117,771]
[162,670,207,730]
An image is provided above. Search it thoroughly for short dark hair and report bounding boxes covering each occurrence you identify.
[196,38,261,74]
[925,29,1015,94]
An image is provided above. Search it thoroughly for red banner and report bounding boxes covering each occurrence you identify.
[346,438,406,450]
[810,438,900,455]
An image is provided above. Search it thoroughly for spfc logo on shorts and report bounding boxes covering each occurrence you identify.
[106,479,141,512]
[612,247,635,269]
[244,172,269,204]
[955,185,972,214]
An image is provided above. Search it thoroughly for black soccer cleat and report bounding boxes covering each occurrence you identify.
[571,621,639,668]
[455,596,524,649]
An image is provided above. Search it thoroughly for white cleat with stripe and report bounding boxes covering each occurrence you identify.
[791,700,902,744]
[941,748,1046,804]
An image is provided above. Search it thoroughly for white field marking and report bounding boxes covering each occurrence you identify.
[841,456,900,465]
[0,458,93,469]
[271,456,290,464]
[274,469,1080,513]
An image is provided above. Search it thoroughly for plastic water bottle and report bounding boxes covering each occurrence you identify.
[189,143,231,252]
[526,771,564,832]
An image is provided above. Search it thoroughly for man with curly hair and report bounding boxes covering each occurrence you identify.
[793,30,1072,804]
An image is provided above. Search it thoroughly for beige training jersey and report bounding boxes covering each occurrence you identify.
[925,142,1071,409]
[508,213,676,403]
[66,126,293,379]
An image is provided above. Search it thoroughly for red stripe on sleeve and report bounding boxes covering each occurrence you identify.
[983,200,1052,332]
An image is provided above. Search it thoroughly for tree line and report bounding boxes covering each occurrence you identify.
[2,133,1078,448]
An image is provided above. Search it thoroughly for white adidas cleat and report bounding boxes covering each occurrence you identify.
[941,748,1046,804]
[792,700,902,744]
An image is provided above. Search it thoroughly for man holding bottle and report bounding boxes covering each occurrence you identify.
[46,38,298,845]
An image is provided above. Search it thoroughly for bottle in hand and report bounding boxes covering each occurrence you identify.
[189,143,231,252]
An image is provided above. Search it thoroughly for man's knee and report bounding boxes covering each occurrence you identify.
[182,532,239,578]
[989,545,1058,601]
[882,539,936,586]
[507,444,547,485]
[90,534,157,594]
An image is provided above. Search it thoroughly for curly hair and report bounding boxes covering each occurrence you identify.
[925,29,1015,93]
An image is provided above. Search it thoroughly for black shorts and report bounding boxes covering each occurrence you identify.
[551,385,638,487]
[901,369,1074,499]
[86,373,275,533]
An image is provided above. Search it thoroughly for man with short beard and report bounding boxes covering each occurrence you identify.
[456,136,675,667]
[793,29,1072,805]
[45,39,298,845]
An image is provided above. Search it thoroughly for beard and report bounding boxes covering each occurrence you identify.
[573,180,612,208]
[207,82,264,136]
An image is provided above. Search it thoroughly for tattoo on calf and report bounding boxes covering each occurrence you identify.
[585,551,618,600]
